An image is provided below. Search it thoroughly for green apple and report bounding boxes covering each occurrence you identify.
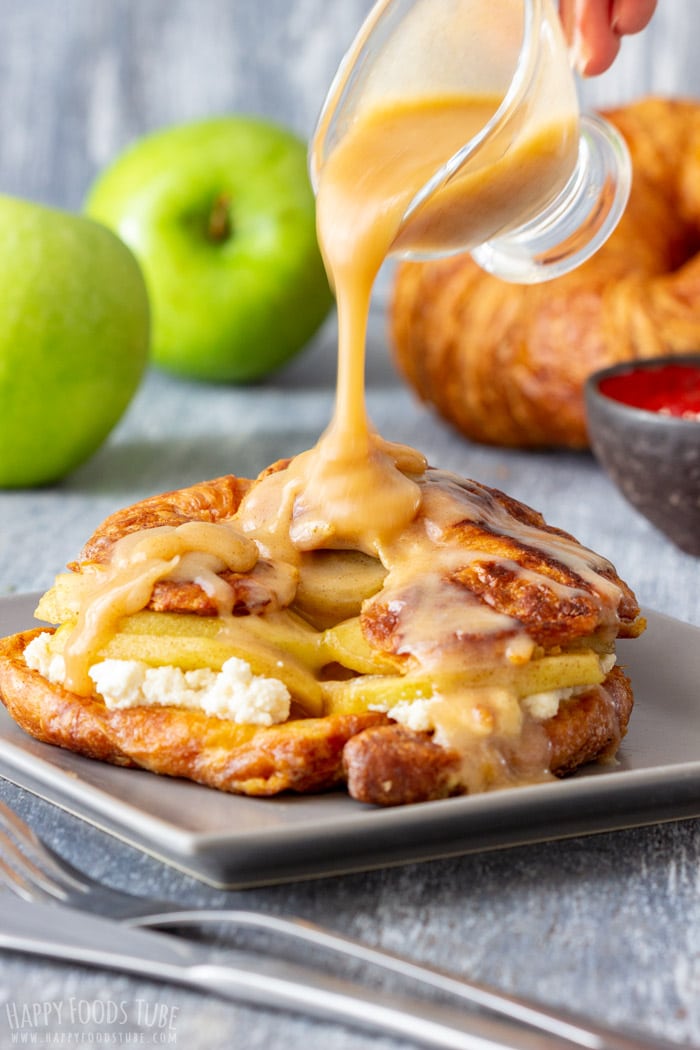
[0,194,149,489]
[84,116,333,383]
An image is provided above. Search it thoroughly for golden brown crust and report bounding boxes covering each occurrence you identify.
[343,666,634,805]
[445,481,641,630]
[73,470,299,618]
[343,725,463,805]
[547,665,633,776]
[0,629,388,796]
[362,475,642,653]
[75,474,252,567]
[390,98,700,448]
[148,561,297,618]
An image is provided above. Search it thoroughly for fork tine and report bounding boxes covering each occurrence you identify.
[0,849,47,902]
[0,800,89,896]
[0,821,76,901]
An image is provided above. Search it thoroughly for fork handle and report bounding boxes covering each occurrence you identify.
[135,910,680,1050]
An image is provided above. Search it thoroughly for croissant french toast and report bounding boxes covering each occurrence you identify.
[390,97,700,448]
[0,464,644,805]
[0,70,650,806]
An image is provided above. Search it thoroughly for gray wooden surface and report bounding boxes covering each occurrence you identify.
[1,3,700,1049]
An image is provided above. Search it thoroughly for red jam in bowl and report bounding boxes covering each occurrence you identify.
[599,362,700,421]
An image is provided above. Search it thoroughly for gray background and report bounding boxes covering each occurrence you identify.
[1,0,698,213]
[1,3,700,1050]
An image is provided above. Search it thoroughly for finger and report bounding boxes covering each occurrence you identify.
[560,0,622,76]
[611,0,657,36]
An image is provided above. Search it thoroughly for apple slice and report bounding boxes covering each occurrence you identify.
[321,649,605,715]
[321,616,401,675]
[293,549,387,629]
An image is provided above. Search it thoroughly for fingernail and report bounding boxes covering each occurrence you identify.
[610,0,622,35]
[568,26,591,75]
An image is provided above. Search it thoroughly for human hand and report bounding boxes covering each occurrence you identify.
[559,0,657,76]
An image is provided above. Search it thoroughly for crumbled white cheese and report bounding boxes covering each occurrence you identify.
[89,657,290,725]
[92,660,150,708]
[24,633,290,726]
[520,686,576,720]
[24,632,66,685]
[387,698,436,732]
[388,652,618,730]
[389,683,591,734]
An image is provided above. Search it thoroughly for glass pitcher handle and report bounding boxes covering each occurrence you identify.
[470,113,631,284]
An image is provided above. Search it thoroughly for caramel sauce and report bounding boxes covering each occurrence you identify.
[62,522,258,694]
[59,93,619,790]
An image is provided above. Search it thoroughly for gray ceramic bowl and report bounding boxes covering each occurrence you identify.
[584,355,700,556]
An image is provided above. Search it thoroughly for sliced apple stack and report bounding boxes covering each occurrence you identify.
[35,546,612,726]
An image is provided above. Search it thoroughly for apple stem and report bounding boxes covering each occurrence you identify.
[208,193,232,242]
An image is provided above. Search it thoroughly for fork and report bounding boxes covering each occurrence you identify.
[0,797,680,1050]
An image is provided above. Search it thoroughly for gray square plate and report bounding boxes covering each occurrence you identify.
[1,592,699,888]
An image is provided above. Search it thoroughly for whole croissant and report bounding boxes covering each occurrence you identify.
[390,98,700,448]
